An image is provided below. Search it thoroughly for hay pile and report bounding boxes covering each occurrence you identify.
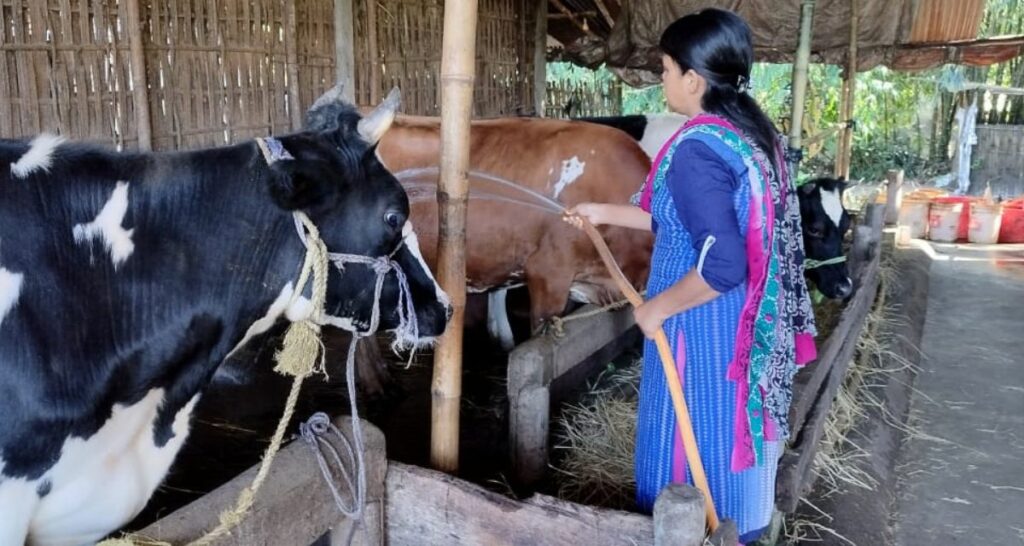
[783,256,921,544]
[551,361,642,510]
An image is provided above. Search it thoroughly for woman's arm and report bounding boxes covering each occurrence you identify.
[634,270,719,338]
[634,140,747,339]
[564,203,652,231]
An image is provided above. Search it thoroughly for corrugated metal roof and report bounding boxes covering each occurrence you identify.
[908,0,986,43]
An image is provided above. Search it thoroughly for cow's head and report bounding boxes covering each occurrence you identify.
[268,85,450,344]
[798,177,853,299]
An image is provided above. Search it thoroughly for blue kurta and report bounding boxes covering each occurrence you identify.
[635,139,778,543]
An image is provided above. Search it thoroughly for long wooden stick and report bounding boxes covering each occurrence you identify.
[578,219,720,531]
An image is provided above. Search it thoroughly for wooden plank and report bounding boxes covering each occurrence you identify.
[284,0,301,128]
[385,462,655,545]
[125,0,152,150]
[776,249,882,513]
[533,0,546,116]
[334,0,355,102]
[138,417,387,546]
[508,304,637,487]
[653,484,705,546]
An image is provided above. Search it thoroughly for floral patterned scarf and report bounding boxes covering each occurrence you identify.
[637,113,817,471]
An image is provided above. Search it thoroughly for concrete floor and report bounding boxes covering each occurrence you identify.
[892,243,1024,545]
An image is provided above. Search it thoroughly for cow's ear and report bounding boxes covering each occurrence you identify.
[837,178,848,194]
[268,159,339,211]
[799,180,818,195]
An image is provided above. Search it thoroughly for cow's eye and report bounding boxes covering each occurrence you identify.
[808,226,824,238]
[384,210,403,229]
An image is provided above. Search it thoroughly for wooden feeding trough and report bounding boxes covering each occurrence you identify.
[134,416,708,546]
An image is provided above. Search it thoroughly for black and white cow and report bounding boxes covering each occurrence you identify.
[0,87,450,546]
[577,114,853,300]
[798,177,853,299]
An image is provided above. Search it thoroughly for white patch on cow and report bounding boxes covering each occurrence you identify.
[819,187,844,228]
[0,267,24,329]
[0,461,37,546]
[10,133,65,178]
[486,288,515,352]
[27,390,199,546]
[553,156,585,199]
[73,181,135,268]
[224,282,297,363]
[402,220,450,308]
[638,114,688,159]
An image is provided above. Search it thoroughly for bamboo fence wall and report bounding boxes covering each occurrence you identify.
[0,0,537,151]
[544,78,622,118]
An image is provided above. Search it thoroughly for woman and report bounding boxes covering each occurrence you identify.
[566,9,817,543]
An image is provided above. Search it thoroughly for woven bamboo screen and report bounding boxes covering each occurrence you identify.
[354,0,536,118]
[545,78,622,118]
[0,0,336,151]
[0,0,536,150]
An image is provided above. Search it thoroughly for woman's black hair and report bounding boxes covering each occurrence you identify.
[660,9,780,173]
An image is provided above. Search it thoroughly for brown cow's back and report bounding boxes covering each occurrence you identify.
[378,116,653,327]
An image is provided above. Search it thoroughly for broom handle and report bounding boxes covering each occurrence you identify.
[579,218,720,531]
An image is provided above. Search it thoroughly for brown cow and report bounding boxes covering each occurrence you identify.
[373,114,653,345]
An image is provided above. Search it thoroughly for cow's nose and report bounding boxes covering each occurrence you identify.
[836,277,853,298]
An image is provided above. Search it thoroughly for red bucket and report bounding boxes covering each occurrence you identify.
[999,198,1024,243]
[930,196,973,242]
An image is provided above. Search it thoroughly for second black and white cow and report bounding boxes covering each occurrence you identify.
[0,88,450,546]
[798,177,853,299]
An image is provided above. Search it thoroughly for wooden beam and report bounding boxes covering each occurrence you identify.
[285,0,302,131]
[367,0,381,104]
[431,0,480,474]
[591,0,614,29]
[137,417,387,545]
[776,246,881,513]
[534,0,548,116]
[549,0,598,39]
[334,0,356,103]
[385,462,657,545]
[125,0,152,151]
[550,11,597,20]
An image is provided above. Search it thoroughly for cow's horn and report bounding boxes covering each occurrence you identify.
[358,87,402,145]
[309,82,345,113]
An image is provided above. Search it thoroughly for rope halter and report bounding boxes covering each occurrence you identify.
[804,255,848,270]
[291,213,420,345]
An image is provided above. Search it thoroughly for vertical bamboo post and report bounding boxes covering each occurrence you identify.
[431,0,479,473]
[787,0,815,175]
[285,0,302,130]
[835,0,858,180]
[367,0,381,104]
[334,0,356,103]
[533,0,547,116]
[125,0,152,151]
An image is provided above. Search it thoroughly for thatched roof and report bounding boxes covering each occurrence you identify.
[548,0,1024,86]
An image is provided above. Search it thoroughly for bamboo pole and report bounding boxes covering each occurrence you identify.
[125,0,152,151]
[335,0,356,103]
[787,0,816,175]
[836,0,859,180]
[431,0,479,474]
[367,0,381,104]
[285,0,302,131]
[533,0,547,116]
